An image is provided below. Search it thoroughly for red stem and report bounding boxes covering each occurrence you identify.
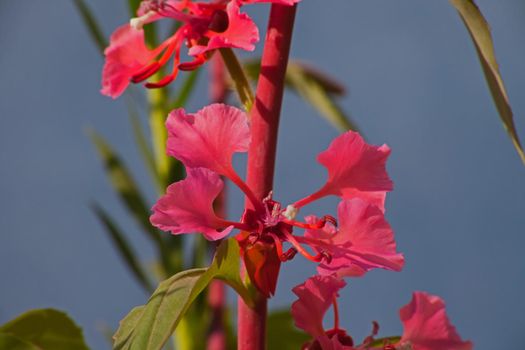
[238,4,297,350]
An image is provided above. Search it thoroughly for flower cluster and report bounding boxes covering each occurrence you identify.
[149,103,404,296]
[291,275,473,350]
[101,0,300,98]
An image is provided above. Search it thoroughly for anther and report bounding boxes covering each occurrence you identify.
[280,248,298,262]
[283,205,298,220]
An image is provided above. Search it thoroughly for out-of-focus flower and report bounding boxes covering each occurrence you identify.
[101,0,258,98]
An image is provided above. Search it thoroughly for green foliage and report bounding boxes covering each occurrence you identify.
[0,309,89,350]
[113,239,252,350]
[449,0,525,164]
[220,49,255,111]
[245,60,358,132]
[92,203,154,292]
[72,0,106,54]
[267,310,310,350]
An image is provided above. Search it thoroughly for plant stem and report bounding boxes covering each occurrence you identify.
[238,4,298,350]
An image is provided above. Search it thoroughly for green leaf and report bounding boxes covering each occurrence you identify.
[0,333,38,350]
[88,129,161,245]
[88,130,179,274]
[449,0,525,164]
[91,203,154,292]
[125,101,161,192]
[286,62,358,132]
[220,49,255,111]
[73,0,107,53]
[128,0,141,16]
[0,309,89,350]
[245,59,358,132]
[113,239,252,350]
[267,310,310,350]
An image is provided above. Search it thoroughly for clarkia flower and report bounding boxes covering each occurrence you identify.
[291,276,473,350]
[101,0,303,98]
[150,103,402,296]
[101,0,259,98]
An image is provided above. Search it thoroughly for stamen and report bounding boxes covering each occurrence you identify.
[283,231,330,263]
[130,10,157,30]
[131,62,161,83]
[145,74,177,88]
[179,55,207,71]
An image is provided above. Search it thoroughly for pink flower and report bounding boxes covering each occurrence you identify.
[151,104,401,295]
[396,292,473,350]
[101,0,259,98]
[291,275,356,350]
[299,199,404,278]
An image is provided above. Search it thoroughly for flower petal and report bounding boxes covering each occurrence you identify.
[188,1,259,56]
[305,131,392,211]
[150,167,232,241]
[302,199,404,277]
[166,103,250,178]
[291,275,346,338]
[399,292,473,350]
[101,25,161,98]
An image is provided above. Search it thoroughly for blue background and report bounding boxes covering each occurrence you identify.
[1,1,524,349]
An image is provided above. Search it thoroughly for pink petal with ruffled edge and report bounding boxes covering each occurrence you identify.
[301,199,404,277]
[166,103,250,178]
[295,131,392,211]
[188,1,259,56]
[150,168,233,241]
[291,275,346,338]
[399,292,473,350]
[101,25,163,98]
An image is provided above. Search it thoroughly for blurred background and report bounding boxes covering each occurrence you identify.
[1,0,524,349]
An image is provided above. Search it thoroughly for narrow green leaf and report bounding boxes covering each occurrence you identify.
[267,310,310,350]
[125,101,161,192]
[286,63,358,132]
[449,0,525,164]
[91,203,154,292]
[220,48,255,111]
[128,0,141,16]
[0,333,38,350]
[73,0,107,53]
[169,69,201,110]
[113,239,252,350]
[88,129,162,245]
[0,309,89,350]
[244,59,358,132]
